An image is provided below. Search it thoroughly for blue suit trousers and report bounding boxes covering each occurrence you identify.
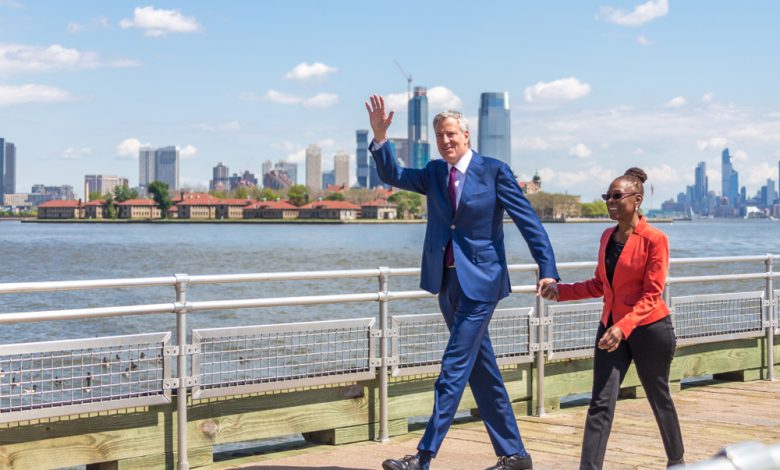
[417,268,526,457]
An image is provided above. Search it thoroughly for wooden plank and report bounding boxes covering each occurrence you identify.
[302,418,408,445]
[115,446,213,470]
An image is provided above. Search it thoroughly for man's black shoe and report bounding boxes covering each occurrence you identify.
[382,454,428,470]
[485,454,533,470]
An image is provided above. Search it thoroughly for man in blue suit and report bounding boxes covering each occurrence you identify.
[366,95,559,470]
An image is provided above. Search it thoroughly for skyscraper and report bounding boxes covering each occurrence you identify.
[721,148,739,206]
[334,152,350,187]
[408,86,430,169]
[211,162,229,190]
[0,137,5,196]
[356,130,369,188]
[85,175,129,196]
[388,137,409,167]
[306,144,322,192]
[138,146,155,192]
[155,146,179,192]
[3,140,15,194]
[262,160,273,177]
[275,161,298,184]
[478,92,511,167]
[694,161,708,213]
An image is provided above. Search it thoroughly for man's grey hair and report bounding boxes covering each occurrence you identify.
[433,110,469,134]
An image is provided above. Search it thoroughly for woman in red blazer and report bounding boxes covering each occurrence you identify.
[542,168,684,469]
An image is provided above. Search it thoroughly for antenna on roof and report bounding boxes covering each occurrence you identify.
[394,60,412,101]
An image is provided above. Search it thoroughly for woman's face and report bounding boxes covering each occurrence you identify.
[603,179,642,221]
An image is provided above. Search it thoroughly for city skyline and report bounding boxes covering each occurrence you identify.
[1,1,780,204]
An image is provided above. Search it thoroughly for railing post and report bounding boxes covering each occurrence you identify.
[377,267,390,442]
[766,255,775,381]
[174,274,190,470]
[535,269,546,417]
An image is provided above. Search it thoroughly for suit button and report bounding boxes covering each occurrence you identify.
[450,224,455,230]
[442,246,446,251]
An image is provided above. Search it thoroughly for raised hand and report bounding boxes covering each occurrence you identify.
[364,94,394,143]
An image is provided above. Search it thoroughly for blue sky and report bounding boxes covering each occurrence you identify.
[1,0,779,205]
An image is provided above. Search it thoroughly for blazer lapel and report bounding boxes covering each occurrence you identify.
[454,152,482,221]
[435,160,453,218]
[598,228,612,294]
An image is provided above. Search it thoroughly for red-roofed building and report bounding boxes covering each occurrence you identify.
[243,200,300,219]
[37,200,83,219]
[215,198,253,219]
[374,187,395,200]
[117,199,161,219]
[177,193,219,219]
[324,183,349,194]
[298,200,361,220]
[84,200,106,219]
[360,199,397,220]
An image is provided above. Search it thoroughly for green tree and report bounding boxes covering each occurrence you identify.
[388,191,423,219]
[88,191,104,201]
[147,181,172,217]
[287,184,309,206]
[251,187,279,201]
[233,186,249,199]
[580,200,608,218]
[113,185,139,203]
[324,192,345,201]
[105,193,117,219]
[208,190,228,199]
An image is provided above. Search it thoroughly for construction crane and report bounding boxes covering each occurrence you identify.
[394,60,412,101]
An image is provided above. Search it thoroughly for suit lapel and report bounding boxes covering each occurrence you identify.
[454,152,481,221]
[598,229,613,294]
[435,160,452,218]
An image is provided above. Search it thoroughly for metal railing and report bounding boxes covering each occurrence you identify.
[0,254,778,469]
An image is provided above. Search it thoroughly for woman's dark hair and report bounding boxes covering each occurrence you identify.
[621,167,647,195]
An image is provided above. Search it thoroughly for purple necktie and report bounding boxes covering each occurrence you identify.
[444,166,457,267]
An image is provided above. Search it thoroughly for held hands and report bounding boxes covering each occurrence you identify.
[598,326,625,353]
[364,94,394,143]
[537,278,558,300]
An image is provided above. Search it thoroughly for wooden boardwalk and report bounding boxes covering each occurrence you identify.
[226,380,780,470]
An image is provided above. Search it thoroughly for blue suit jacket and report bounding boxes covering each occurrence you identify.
[371,143,559,302]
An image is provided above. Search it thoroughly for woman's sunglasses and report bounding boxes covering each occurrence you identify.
[601,192,639,201]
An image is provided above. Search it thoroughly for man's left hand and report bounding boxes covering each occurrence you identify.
[537,278,557,297]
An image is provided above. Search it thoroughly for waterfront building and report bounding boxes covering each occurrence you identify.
[176,193,218,219]
[478,92,511,167]
[84,200,106,219]
[3,140,16,195]
[765,179,777,207]
[694,161,708,215]
[356,130,369,188]
[85,175,129,197]
[721,148,739,207]
[228,171,258,191]
[36,200,83,219]
[243,200,299,219]
[28,184,75,206]
[408,87,430,169]
[274,161,298,184]
[360,199,397,219]
[117,199,161,219]
[138,147,155,194]
[215,198,252,219]
[263,170,294,190]
[3,193,30,209]
[334,152,350,187]
[324,183,348,194]
[154,146,180,192]
[306,145,322,193]
[298,200,360,220]
[211,162,230,191]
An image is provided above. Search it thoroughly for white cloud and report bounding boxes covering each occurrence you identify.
[696,137,728,151]
[198,120,241,132]
[733,149,749,162]
[283,62,337,81]
[0,43,139,75]
[701,93,714,103]
[538,165,613,187]
[569,143,593,158]
[743,162,778,188]
[427,86,463,110]
[645,164,682,183]
[115,138,149,160]
[384,91,408,111]
[264,89,302,104]
[665,96,687,108]
[67,16,110,34]
[59,147,92,159]
[633,147,645,155]
[637,35,653,46]
[119,6,200,37]
[179,145,197,159]
[599,0,669,27]
[303,92,338,108]
[0,84,74,106]
[523,77,591,103]
[516,137,551,150]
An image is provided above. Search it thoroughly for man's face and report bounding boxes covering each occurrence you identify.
[435,117,470,165]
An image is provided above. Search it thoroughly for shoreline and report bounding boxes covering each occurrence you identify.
[19,217,678,224]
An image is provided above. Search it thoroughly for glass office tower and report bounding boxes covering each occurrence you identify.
[478,92,511,167]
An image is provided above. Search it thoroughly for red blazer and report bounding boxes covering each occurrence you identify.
[557,216,670,339]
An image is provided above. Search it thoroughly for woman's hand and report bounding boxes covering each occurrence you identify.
[598,326,624,353]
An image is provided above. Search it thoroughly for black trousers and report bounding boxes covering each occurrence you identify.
[580,316,685,470]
